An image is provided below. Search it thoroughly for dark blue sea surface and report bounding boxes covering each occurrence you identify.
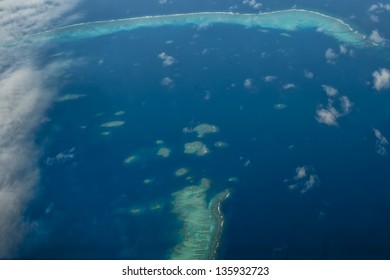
[20,1,390,260]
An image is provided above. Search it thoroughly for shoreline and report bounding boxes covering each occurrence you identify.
[208,189,231,259]
[23,9,371,48]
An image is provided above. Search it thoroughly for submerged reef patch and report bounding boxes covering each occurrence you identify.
[156,147,171,158]
[100,121,125,128]
[174,167,189,177]
[184,141,209,156]
[55,94,86,102]
[214,141,229,148]
[193,123,219,138]
[274,103,287,110]
[170,178,230,259]
[27,10,372,48]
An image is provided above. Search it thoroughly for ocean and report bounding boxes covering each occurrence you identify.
[19,0,390,259]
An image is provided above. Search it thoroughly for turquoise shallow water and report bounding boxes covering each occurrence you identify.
[17,2,390,259]
[31,10,368,47]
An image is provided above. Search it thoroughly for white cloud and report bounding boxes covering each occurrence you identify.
[242,0,262,9]
[322,85,338,97]
[323,45,353,62]
[303,175,319,194]
[0,0,80,258]
[304,70,314,79]
[339,95,353,115]
[244,78,253,89]
[339,45,348,54]
[325,48,338,64]
[373,128,388,156]
[264,75,277,82]
[372,68,390,90]
[0,63,68,258]
[0,0,80,43]
[316,86,353,126]
[286,165,320,194]
[338,45,355,57]
[294,166,307,180]
[158,52,176,66]
[260,52,268,58]
[282,83,296,90]
[316,107,339,126]
[368,3,390,22]
[370,14,380,22]
[378,3,390,10]
[369,4,379,12]
[369,30,386,45]
[161,77,174,87]
[46,147,76,166]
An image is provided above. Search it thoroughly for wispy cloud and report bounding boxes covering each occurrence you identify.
[46,147,76,166]
[0,0,81,258]
[324,48,338,64]
[372,68,390,90]
[368,3,390,22]
[339,95,353,115]
[369,30,387,45]
[315,85,353,126]
[304,70,314,79]
[369,3,390,12]
[324,45,354,64]
[339,45,348,54]
[264,75,277,82]
[0,0,80,42]
[242,0,262,9]
[286,165,320,194]
[161,77,175,87]
[0,63,67,258]
[322,85,338,97]
[315,107,340,126]
[282,83,296,90]
[244,78,253,89]
[158,52,176,66]
[373,128,388,156]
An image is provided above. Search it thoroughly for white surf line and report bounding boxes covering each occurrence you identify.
[24,9,370,47]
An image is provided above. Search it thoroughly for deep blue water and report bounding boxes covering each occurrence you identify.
[20,1,390,259]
